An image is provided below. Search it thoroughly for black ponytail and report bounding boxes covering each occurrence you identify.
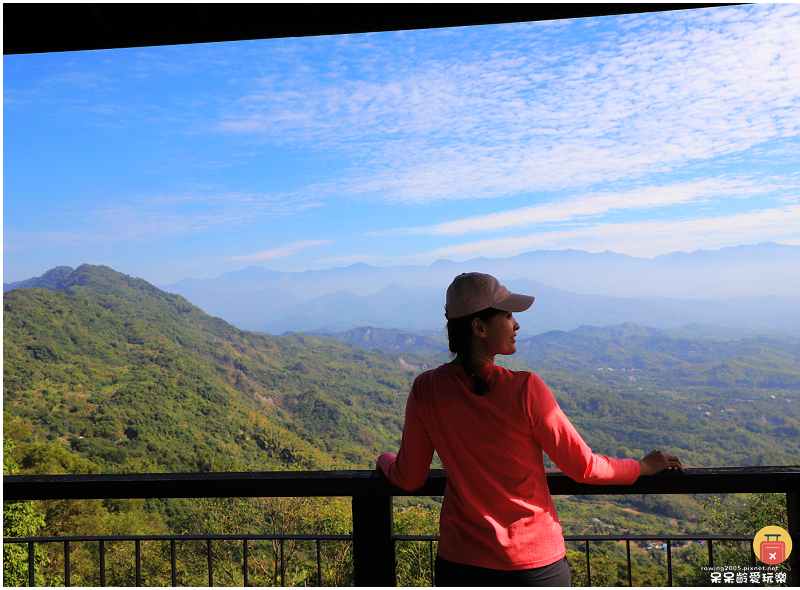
[446,307,503,395]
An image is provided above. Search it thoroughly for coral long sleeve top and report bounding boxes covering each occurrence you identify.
[377,363,640,570]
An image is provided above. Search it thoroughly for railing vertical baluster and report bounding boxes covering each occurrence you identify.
[707,539,713,569]
[170,539,176,587]
[787,492,799,587]
[280,538,285,587]
[430,540,435,586]
[135,539,142,586]
[316,539,322,587]
[585,540,591,587]
[28,541,35,587]
[626,539,632,587]
[65,540,71,587]
[243,539,249,587]
[666,539,673,587]
[207,539,213,587]
[100,540,106,587]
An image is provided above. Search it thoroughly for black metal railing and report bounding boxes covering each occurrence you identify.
[562,534,759,587]
[394,533,760,587]
[5,466,799,586]
[2,533,352,587]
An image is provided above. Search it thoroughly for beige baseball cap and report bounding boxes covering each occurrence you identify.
[444,272,534,320]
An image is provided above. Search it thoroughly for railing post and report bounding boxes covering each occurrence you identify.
[207,539,213,587]
[708,539,713,569]
[65,540,71,587]
[585,539,591,587]
[100,540,106,587]
[666,539,673,587]
[135,539,141,586]
[316,539,322,586]
[28,541,35,587]
[280,538,285,586]
[170,539,176,587]
[788,492,798,587]
[243,539,249,587]
[352,495,396,586]
[625,539,632,587]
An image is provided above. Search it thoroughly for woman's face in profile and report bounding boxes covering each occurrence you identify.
[479,311,520,357]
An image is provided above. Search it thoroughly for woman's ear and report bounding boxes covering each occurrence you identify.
[471,317,486,338]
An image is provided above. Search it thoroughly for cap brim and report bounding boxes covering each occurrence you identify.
[494,293,535,313]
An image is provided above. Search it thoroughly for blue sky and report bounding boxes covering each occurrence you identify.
[4,4,800,285]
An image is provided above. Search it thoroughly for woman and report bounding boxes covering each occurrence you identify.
[377,272,683,587]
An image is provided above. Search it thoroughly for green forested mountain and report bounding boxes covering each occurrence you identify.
[322,323,800,390]
[311,323,800,466]
[515,322,800,389]
[3,265,424,473]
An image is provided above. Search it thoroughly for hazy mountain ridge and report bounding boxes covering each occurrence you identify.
[312,323,800,390]
[198,282,800,336]
[133,243,800,335]
[153,241,800,298]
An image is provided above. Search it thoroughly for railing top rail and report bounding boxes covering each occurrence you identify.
[3,534,353,543]
[562,534,755,541]
[4,466,799,501]
[393,534,756,542]
[5,533,755,544]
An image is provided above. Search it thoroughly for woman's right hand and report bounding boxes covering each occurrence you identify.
[638,450,683,476]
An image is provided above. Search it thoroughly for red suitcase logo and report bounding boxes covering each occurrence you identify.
[759,534,785,565]
[754,526,792,565]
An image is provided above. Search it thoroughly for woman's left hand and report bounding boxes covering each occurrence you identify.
[638,450,683,475]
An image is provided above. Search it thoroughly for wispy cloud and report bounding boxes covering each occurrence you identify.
[91,191,324,241]
[5,190,325,248]
[409,205,800,260]
[214,5,800,205]
[227,240,331,261]
[396,178,779,236]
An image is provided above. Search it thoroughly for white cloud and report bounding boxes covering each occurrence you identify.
[228,240,331,261]
[213,5,800,205]
[406,178,776,236]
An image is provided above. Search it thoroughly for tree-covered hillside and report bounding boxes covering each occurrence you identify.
[318,323,800,467]
[3,265,426,473]
[515,322,800,390]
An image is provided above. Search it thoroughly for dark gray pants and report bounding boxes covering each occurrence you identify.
[435,555,572,587]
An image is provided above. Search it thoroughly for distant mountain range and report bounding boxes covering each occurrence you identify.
[5,243,799,335]
[318,323,800,390]
[316,322,800,358]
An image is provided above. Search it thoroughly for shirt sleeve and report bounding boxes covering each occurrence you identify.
[525,373,640,485]
[377,383,435,491]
